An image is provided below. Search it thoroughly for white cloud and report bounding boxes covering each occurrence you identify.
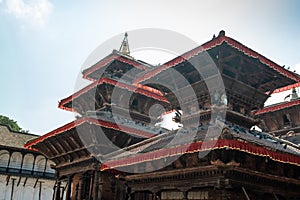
[5,0,53,27]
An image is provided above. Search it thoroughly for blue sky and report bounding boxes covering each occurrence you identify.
[0,0,300,134]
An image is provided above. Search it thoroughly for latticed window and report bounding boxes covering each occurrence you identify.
[161,191,183,200]
[187,191,208,200]
[161,190,209,200]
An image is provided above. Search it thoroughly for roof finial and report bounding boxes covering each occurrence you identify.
[119,32,130,56]
[218,30,225,37]
[291,87,298,100]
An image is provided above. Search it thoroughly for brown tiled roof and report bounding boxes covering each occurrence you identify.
[0,125,38,149]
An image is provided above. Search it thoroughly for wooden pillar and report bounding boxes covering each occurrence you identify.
[124,184,133,200]
[19,153,25,173]
[242,187,250,200]
[52,180,58,200]
[6,151,12,172]
[221,189,227,200]
[152,192,160,200]
[38,181,42,200]
[78,174,84,200]
[55,181,61,200]
[89,172,94,200]
[43,158,48,176]
[182,190,188,200]
[61,184,67,200]
[92,171,99,200]
[66,176,73,200]
[10,178,16,200]
[98,172,103,200]
[75,183,79,200]
[129,192,134,200]
[31,155,37,175]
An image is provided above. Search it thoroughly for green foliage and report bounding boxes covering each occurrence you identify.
[0,115,26,132]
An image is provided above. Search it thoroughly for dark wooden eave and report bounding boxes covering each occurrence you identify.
[24,117,161,166]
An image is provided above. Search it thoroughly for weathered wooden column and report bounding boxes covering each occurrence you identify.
[19,153,25,174]
[74,183,79,200]
[182,190,188,200]
[152,192,160,200]
[78,174,84,200]
[92,171,100,200]
[10,178,16,200]
[180,187,190,200]
[150,188,160,200]
[55,181,61,200]
[65,175,73,200]
[38,181,42,200]
[6,151,12,172]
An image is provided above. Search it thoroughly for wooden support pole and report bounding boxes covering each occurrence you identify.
[61,183,66,200]
[272,192,279,200]
[10,178,16,200]
[75,183,79,200]
[23,177,28,187]
[34,178,39,188]
[17,176,22,187]
[182,190,188,200]
[66,176,72,200]
[31,155,37,175]
[6,175,10,186]
[19,153,25,173]
[43,158,48,176]
[55,181,61,200]
[242,187,250,200]
[78,174,83,200]
[52,186,56,200]
[92,171,99,200]
[89,173,94,200]
[39,181,42,200]
[6,151,12,172]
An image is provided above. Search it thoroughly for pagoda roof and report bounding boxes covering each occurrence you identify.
[255,98,300,115]
[134,31,300,89]
[24,116,157,151]
[82,50,152,81]
[101,122,300,171]
[58,77,169,112]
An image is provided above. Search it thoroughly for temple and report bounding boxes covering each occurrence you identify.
[25,31,300,200]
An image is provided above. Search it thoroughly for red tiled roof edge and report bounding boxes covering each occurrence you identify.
[273,82,300,94]
[100,139,300,171]
[255,99,300,115]
[82,51,150,81]
[24,116,156,150]
[58,77,169,112]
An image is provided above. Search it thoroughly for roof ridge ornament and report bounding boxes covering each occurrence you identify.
[119,32,130,56]
[218,30,225,37]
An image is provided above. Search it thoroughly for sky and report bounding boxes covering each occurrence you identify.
[0,0,300,134]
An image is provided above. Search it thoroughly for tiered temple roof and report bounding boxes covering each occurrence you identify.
[24,31,300,199]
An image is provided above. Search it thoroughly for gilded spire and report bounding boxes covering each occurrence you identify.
[119,32,130,56]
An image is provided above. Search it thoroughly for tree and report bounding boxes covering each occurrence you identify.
[0,115,26,132]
